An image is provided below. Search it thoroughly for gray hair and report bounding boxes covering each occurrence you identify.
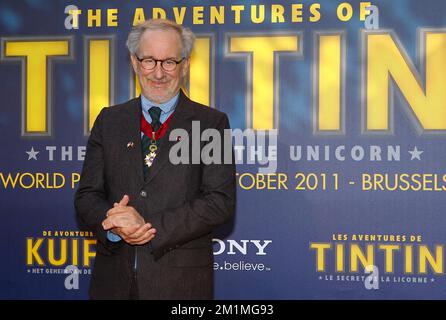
[126,19,195,58]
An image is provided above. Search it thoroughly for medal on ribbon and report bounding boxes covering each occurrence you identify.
[140,111,175,169]
[144,133,158,168]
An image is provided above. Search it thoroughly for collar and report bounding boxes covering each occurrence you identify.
[140,92,179,115]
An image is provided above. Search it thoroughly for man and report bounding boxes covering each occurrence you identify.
[74,19,236,300]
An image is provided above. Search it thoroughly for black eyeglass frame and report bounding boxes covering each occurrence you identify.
[135,55,185,71]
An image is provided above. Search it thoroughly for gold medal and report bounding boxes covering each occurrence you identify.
[144,141,158,167]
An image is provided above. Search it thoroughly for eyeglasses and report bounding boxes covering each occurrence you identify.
[135,56,185,71]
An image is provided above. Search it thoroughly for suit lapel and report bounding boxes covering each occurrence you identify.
[143,90,194,185]
[123,97,145,187]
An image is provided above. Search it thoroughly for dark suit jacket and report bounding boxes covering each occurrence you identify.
[74,90,236,299]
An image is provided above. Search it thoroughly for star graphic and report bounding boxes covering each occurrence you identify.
[26,147,39,160]
[408,146,423,160]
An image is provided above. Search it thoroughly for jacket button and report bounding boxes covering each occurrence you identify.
[140,190,147,198]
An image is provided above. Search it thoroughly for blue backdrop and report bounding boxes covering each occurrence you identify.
[1,0,446,299]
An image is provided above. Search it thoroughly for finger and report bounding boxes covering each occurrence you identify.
[126,228,155,244]
[120,224,142,237]
[111,227,122,238]
[103,215,134,230]
[106,202,126,217]
[128,229,156,245]
[107,206,132,216]
[118,195,130,207]
[127,223,153,240]
[102,217,116,230]
[103,215,125,230]
[130,229,156,244]
[103,213,135,229]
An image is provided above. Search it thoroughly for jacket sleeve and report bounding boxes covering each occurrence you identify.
[149,113,236,260]
[74,108,113,248]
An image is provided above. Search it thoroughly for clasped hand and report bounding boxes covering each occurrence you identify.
[102,195,156,245]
